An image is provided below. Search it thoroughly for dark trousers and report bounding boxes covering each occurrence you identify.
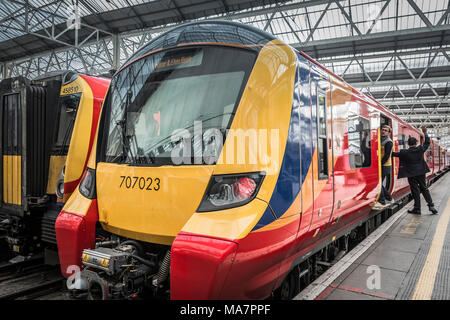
[407,174,434,209]
[379,166,392,204]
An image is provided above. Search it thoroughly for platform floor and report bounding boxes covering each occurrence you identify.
[295,171,450,300]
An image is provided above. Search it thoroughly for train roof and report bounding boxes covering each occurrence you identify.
[33,70,76,82]
[118,20,277,74]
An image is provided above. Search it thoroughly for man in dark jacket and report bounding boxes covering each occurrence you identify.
[392,127,438,215]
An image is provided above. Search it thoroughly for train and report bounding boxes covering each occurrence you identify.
[54,20,449,300]
[0,72,110,262]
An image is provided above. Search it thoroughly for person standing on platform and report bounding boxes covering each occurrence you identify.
[373,125,394,210]
[392,126,438,215]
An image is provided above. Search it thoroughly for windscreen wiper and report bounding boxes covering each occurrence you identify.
[117,90,137,164]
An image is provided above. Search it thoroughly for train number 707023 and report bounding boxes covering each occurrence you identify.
[119,176,160,191]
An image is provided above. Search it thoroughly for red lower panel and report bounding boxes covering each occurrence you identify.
[171,233,238,300]
[172,216,299,300]
[221,221,299,299]
[55,200,98,277]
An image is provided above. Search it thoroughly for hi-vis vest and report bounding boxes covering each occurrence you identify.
[381,136,392,167]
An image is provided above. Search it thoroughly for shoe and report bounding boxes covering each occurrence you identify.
[429,206,438,214]
[407,209,421,214]
[372,202,387,210]
[389,199,396,205]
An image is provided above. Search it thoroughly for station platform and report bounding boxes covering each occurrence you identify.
[295,171,450,300]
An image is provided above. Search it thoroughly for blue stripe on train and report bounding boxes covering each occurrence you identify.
[252,53,314,231]
[298,54,314,189]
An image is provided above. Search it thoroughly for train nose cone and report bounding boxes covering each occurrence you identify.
[95,163,215,245]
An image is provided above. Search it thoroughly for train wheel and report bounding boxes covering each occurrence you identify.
[275,269,298,300]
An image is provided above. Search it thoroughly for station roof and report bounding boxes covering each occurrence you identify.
[0,0,292,62]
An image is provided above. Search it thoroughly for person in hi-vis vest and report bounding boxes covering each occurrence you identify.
[373,125,394,210]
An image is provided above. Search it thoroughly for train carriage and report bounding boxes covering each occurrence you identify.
[55,20,445,300]
[0,72,109,259]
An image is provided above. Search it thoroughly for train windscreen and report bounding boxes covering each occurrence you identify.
[54,93,81,154]
[101,46,256,165]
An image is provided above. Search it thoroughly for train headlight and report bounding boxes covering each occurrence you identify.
[197,172,265,212]
[56,179,64,199]
[79,168,96,199]
[56,165,65,199]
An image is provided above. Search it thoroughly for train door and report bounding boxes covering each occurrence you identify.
[434,142,439,174]
[437,146,440,173]
[397,126,409,189]
[391,119,398,192]
[426,141,433,178]
[430,141,435,176]
[379,114,394,199]
[296,57,314,237]
[308,64,334,235]
[443,150,446,169]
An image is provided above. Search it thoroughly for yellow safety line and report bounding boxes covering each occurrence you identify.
[411,197,450,300]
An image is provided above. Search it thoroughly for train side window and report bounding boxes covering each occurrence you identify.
[54,93,81,153]
[348,115,371,169]
[317,91,328,180]
[399,134,407,150]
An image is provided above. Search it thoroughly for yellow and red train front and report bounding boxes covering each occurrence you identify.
[54,74,110,274]
[101,41,296,299]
